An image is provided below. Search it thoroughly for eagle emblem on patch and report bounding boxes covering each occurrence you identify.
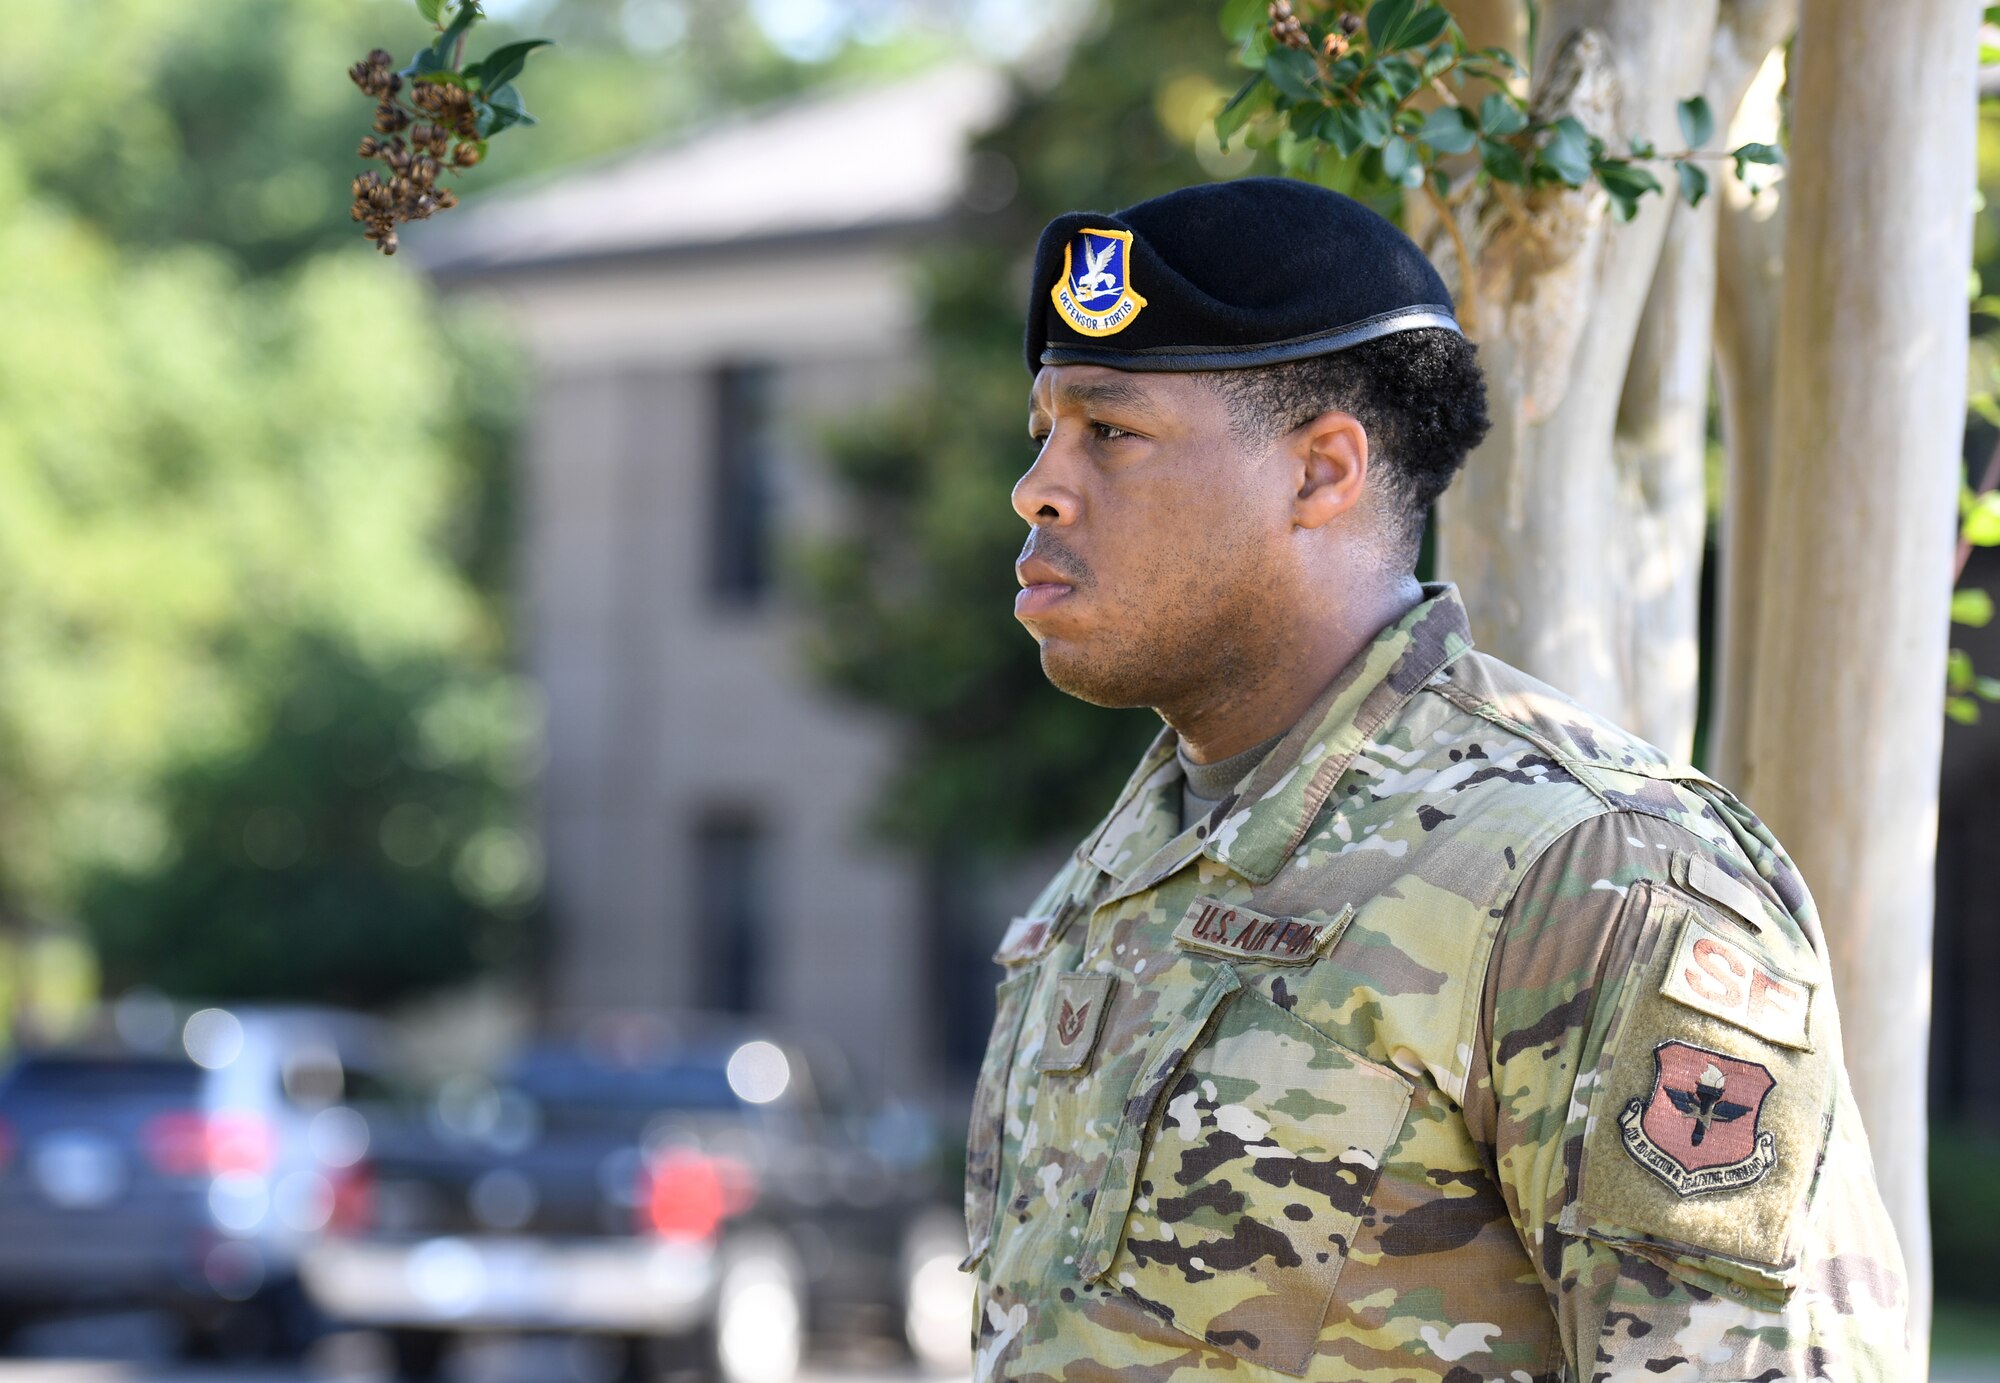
[1051,228,1148,337]
[1619,1040,1778,1197]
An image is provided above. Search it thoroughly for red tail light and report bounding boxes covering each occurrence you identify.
[141,1111,272,1177]
[327,1161,374,1235]
[637,1151,755,1242]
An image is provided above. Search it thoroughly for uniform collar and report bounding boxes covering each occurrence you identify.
[1079,584,1475,895]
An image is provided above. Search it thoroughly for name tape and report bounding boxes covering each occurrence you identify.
[1172,897,1351,966]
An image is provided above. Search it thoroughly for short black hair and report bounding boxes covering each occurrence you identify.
[1205,327,1490,563]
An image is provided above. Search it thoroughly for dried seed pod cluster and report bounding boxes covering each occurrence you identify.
[347,1,550,256]
[1267,1,1311,50]
[347,50,482,255]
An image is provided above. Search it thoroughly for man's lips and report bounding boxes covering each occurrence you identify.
[1015,556,1075,619]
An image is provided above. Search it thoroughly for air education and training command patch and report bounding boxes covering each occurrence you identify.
[1050,228,1147,337]
[1620,1039,1778,1197]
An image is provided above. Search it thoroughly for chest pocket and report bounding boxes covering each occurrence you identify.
[961,967,1036,1271]
[1079,964,1412,1375]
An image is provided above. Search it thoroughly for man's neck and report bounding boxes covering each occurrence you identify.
[1164,575,1425,764]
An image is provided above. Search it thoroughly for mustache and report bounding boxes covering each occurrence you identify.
[1017,531,1091,587]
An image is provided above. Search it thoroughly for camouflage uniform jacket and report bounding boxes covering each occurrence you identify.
[962,584,1906,1382]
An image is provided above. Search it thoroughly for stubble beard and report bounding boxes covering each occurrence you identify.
[1037,587,1272,717]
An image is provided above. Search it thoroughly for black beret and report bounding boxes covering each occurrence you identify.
[1025,177,1458,374]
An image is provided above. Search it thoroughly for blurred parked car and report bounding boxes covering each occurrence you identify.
[301,1018,968,1383]
[0,1002,390,1356]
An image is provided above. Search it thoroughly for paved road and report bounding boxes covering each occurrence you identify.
[5,1314,1997,1383]
[0,1316,968,1383]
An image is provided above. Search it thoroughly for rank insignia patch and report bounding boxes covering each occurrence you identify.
[1035,972,1114,1074]
[1620,1040,1778,1197]
[1050,228,1148,337]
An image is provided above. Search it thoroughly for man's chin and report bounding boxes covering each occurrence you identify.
[1037,640,1152,710]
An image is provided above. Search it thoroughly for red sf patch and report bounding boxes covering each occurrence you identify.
[1619,1040,1777,1197]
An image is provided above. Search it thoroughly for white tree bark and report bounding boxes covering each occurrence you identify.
[1741,0,1980,1363]
[1709,47,1788,789]
[1435,0,1788,753]
[1613,191,1716,760]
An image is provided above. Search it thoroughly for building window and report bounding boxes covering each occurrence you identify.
[694,813,765,1015]
[708,363,777,603]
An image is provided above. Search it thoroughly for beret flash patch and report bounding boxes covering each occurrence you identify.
[1051,228,1147,337]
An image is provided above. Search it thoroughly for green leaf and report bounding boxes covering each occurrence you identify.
[417,0,445,22]
[1952,587,1995,627]
[1977,675,2000,701]
[1595,159,1661,221]
[1367,0,1416,50]
[478,82,535,136]
[467,38,551,94]
[1265,47,1319,102]
[1676,160,1708,207]
[1215,73,1269,147]
[1315,105,1362,156]
[1950,648,1976,690]
[1535,116,1593,185]
[1731,140,1784,180]
[1418,105,1478,155]
[1376,54,1422,98]
[1677,94,1714,149]
[1479,90,1527,136]
[1399,5,1451,50]
[1382,135,1424,187]
[400,0,481,77]
[1220,0,1267,43]
[1480,136,1527,184]
[1947,695,1981,725]
[1352,102,1392,148]
[1964,492,2000,546]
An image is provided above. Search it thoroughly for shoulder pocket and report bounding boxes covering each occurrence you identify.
[1078,964,1412,1376]
[1566,894,1835,1301]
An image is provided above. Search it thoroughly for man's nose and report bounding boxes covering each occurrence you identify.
[1012,441,1080,527]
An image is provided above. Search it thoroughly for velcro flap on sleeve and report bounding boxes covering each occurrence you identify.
[1568,896,1835,1291]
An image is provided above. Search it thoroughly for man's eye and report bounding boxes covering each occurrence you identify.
[1091,422,1134,441]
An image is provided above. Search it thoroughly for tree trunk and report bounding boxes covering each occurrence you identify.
[1435,0,1792,754]
[1613,192,1716,760]
[1438,2,1721,731]
[1709,47,1788,789]
[1741,0,1979,1364]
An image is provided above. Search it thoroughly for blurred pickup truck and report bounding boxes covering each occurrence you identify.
[301,1021,968,1383]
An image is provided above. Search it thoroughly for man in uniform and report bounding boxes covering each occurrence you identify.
[962,177,1907,1381]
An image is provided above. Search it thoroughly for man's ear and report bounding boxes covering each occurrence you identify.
[1292,409,1369,531]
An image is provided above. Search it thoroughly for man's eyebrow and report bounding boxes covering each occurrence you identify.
[1053,377,1154,412]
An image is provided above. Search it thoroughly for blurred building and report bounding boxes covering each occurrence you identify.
[417,64,1014,1099]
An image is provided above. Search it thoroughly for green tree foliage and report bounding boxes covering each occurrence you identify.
[800,0,1256,855]
[0,0,926,274]
[0,0,946,1004]
[81,639,539,1006]
[0,174,532,999]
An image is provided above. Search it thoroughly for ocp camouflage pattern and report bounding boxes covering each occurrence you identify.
[963,584,1907,1381]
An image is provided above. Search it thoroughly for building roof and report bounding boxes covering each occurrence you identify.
[414,61,1009,277]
